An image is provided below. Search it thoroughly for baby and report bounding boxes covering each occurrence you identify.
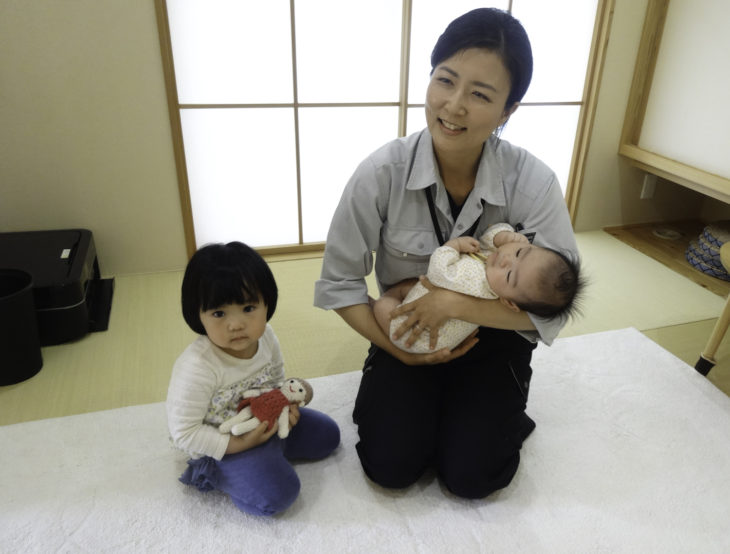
[373,223,581,353]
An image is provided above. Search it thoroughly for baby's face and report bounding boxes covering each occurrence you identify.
[485,242,551,304]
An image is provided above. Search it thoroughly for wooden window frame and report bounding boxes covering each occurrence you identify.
[155,0,612,258]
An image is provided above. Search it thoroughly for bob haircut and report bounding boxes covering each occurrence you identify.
[430,8,533,109]
[181,241,278,335]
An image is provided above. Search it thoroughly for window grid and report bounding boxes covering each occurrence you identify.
[156,0,607,257]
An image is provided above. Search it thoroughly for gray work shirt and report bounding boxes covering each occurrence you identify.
[314,128,579,345]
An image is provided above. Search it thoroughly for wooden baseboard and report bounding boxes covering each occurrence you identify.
[604,220,730,297]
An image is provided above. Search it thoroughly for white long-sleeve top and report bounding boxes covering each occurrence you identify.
[166,324,285,460]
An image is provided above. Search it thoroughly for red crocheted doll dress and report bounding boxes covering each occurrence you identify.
[236,389,289,431]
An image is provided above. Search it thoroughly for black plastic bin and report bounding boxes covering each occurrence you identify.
[0,268,43,385]
[0,229,114,346]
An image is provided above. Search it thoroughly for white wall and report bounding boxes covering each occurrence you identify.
[0,0,186,275]
[575,0,730,231]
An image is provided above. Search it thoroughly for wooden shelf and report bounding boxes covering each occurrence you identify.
[604,220,730,297]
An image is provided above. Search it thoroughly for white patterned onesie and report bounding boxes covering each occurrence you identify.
[389,223,514,353]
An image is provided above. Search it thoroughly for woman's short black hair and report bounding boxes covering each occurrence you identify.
[181,241,278,335]
[431,7,533,109]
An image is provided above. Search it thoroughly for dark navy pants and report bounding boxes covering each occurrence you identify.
[353,327,536,499]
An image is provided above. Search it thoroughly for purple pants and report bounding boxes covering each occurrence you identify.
[180,407,340,516]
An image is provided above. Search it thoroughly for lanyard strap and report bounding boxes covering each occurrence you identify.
[425,187,479,246]
[425,187,445,245]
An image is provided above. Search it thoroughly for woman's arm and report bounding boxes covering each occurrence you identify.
[390,277,535,349]
[448,288,534,330]
[335,303,478,366]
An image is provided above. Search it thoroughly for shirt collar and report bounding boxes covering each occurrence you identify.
[476,137,507,206]
[405,129,506,206]
[405,129,441,191]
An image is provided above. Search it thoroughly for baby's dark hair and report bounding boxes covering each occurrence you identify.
[181,241,278,335]
[515,248,584,320]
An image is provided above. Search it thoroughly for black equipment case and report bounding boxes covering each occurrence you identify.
[0,229,114,345]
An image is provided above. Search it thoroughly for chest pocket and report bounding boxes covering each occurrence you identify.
[381,227,438,264]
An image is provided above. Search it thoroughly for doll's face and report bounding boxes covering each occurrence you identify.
[281,378,310,404]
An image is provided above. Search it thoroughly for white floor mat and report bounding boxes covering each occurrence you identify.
[2,328,730,553]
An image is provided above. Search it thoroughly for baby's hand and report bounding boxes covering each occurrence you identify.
[444,236,480,253]
[493,231,529,248]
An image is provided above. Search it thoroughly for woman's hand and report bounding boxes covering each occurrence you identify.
[391,275,535,346]
[394,329,479,366]
[390,276,461,350]
[334,301,477,367]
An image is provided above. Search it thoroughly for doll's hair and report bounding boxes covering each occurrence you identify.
[181,241,278,335]
[515,248,585,321]
[431,8,533,109]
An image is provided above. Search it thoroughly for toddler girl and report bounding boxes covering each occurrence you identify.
[166,241,340,516]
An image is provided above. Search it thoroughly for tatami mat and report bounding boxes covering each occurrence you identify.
[0,230,727,425]
[560,231,725,337]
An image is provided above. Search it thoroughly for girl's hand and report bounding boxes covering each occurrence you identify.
[225,420,279,455]
[288,404,301,429]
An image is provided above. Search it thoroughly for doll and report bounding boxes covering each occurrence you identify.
[218,378,313,439]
